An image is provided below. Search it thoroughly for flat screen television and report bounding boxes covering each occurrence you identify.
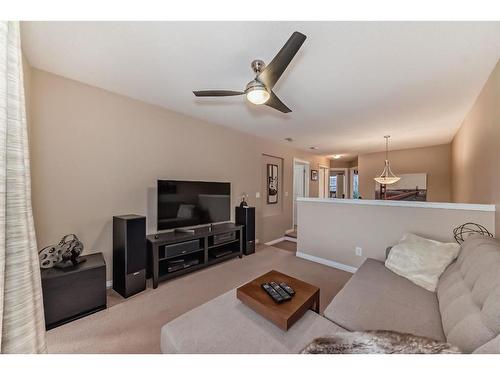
[157,180,231,231]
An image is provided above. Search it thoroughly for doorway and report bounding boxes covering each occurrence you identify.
[329,168,349,198]
[293,158,310,227]
[350,166,359,198]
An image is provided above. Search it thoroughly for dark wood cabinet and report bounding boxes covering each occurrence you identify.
[147,223,243,288]
[41,253,107,330]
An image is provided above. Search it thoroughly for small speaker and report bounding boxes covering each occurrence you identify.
[235,207,255,255]
[113,215,146,298]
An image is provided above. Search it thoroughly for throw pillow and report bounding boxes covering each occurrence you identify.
[301,330,461,354]
[385,233,460,292]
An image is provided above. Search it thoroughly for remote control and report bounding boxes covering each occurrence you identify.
[261,283,284,303]
[279,282,295,296]
[270,281,292,300]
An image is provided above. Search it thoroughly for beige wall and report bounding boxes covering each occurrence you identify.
[451,60,500,235]
[358,143,452,202]
[329,157,358,169]
[26,67,328,279]
[329,160,350,169]
[297,199,495,270]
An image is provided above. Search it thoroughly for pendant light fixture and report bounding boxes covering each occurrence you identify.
[374,135,400,185]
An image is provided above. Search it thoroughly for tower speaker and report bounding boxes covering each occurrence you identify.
[235,207,255,255]
[113,214,146,298]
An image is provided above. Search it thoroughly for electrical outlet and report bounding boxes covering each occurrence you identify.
[256,192,261,198]
[355,246,363,256]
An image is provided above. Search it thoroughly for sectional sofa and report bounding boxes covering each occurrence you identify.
[160,235,500,353]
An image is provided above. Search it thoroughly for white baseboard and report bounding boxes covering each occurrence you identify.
[284,236,297,243]
[265,237,286,246]
[296,251,358,273]
[285,228,295,234]
[106,280,113,289]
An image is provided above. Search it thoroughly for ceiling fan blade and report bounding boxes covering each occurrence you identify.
[265,91,291,113]
[258,31,306,90]
[193,90,244,97]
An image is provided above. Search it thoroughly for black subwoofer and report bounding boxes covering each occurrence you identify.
[235,206,255,255]
[113,214,146,298]
[41,253,106,329]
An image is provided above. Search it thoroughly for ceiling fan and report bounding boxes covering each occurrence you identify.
[193,31,307,113]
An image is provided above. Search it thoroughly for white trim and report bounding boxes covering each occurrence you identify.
[296,251,358,273]
[293,157,311,165]
[284,228,297,242]
[265,237,286,246]
[293,158,311,227]
[296,197,495,212]
[106,280,113,289]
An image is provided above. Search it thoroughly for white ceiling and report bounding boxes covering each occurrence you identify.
[21,21,500,157]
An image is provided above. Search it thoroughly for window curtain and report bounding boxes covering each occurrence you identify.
[0,21,47,353]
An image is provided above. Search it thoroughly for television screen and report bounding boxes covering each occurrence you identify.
[157,180,231,231]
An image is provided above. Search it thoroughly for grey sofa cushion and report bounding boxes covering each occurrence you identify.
[161,289,345,354]
[472,335,500,354]
[437,235,500,353]
[324,258,445,341]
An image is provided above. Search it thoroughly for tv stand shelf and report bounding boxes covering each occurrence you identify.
[146,223,243,288]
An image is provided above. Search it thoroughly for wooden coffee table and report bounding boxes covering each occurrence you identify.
[236,270,320,331]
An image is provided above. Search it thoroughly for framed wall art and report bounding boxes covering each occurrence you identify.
[375,173,427,201]
[267,164,279,204]
[311,169,318,181]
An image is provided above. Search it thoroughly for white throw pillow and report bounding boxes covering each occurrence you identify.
[385,233,460,292]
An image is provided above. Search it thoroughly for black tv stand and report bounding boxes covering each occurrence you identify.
[146,223,243,288]
[174,227,196,234]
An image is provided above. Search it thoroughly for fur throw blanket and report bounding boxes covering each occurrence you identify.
[301,330,461,354]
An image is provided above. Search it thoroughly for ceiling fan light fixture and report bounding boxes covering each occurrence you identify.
[193,32,306,113]
[246,86,270,105]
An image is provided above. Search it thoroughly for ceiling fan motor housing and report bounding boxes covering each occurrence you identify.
[245,78,267,93]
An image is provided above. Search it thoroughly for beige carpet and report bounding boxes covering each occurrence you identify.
[272,240,297,253]
[46,243,351,353]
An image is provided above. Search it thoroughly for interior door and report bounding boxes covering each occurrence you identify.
[318,168,325,198]
[318,167,329,198]
[293,164,305,225]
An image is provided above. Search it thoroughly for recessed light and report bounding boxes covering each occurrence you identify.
[309,146,318,150]
[284,137,293,142]
[332,155,342,159]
